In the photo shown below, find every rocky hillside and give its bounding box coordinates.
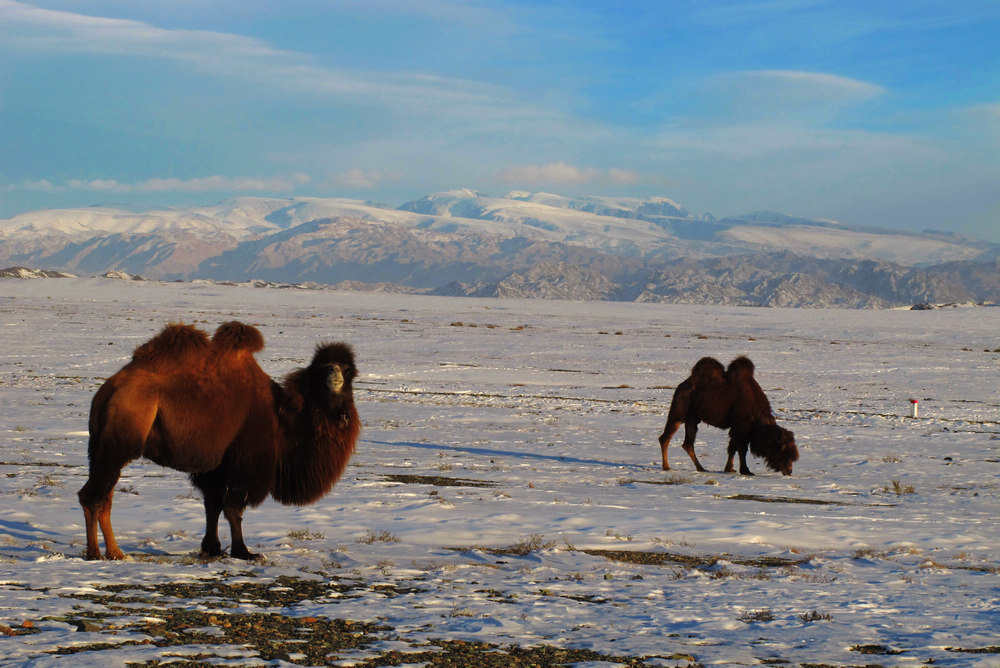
[1,191,997,308]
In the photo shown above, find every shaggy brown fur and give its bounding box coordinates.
[657,356,798,476]
[78,322,361,561]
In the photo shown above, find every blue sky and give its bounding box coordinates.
[1,0,998,241]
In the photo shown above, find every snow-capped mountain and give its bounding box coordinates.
[1,190,997,307]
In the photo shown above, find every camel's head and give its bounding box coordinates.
[309,342,357,402]
[750,424,799,476]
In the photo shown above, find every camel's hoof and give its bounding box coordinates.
[228,542,263,562]
[200,540,223,558]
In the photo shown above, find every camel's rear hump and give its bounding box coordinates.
[212,321,265,352]
[725,356,756,381]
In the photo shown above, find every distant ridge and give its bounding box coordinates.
[1,191,997,307]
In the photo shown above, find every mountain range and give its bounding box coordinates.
[1,190,997,308]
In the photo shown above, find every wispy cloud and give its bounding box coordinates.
[696,70,885,125]
[497,162,639,186]
[718,70,885,102]
[958,102,1000,141]
[329,169,400,190]
[0,0,524,119]
[13,174,310,194]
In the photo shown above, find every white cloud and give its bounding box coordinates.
[695,70,885,125]
[958,102,1000,141]
[497,161,637,186]
[10,179,56,192]
[136,174,310,193]
[607,168,640,185]
[0,0,521,119]
[23,174,310,193]
[330,169,399,190]
[728,70,884,101]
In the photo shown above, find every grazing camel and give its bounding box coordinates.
[657,356,798,475]
[78,321,360,560]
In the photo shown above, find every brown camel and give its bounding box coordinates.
[78,321,361,560]
[657,356,798,476]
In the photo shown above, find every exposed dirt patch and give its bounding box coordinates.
[448,542,807,570]
[85,574,360,607]
[40,576,664,666]
[580,548,807,569]
[724,493,850,506]
[381,474,498,488]
[0,460,79,468]
[850,643,904,655]
[346,640,665,667]
[947,645,1000,654]
[72,574,425,607]
[58,609,383,663]
[621,477,702,486]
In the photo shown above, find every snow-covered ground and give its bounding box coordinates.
[1,278,998,666]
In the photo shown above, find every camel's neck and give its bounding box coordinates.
[271,381,360,506]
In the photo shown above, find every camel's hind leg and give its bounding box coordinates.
[659,394,691,471]
[680,421,707,472]
[81,388,156,560]
[657,419,682,470]
[78,466,125,560]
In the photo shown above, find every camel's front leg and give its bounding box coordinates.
[191,471,226,557]
[727,433,753,475]
[223,504,257,561]
[200,497,224,557]
[681,421,707,472]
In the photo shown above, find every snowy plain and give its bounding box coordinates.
[1,278,998,667]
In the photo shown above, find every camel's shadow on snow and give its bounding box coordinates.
[367,439,649,471]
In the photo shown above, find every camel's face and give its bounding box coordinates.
[310,342,357,402]
[325,364,346,393]
[754,424,799,476]
[773,428,799,476]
